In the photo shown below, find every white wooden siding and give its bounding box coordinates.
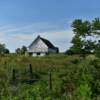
[28,39,48,53]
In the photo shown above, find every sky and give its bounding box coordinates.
[0,0,100,52]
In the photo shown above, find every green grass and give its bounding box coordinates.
[0,54,99,99]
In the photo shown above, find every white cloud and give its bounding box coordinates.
[0,23,64,33]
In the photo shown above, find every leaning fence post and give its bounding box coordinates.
[4,61,7,66]
[29,64,33,78]
[12,69,16,84]
[48,72,52,90]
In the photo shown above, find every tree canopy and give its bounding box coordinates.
[0,43,10,54]
[15,45,27,55]
[67,18,100,56]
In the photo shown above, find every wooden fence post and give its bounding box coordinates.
[29,64,33,78]
[48,72,52,90]
[12,69,16,84]
[4,61,7,66]
[4,61,7,68]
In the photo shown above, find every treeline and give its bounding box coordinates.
[0,44,9,54]
[66,18,100,57]
[15,46,27,55]
[0,44,27,55]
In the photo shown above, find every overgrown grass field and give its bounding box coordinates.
[0,54,100,100]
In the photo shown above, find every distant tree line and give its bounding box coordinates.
[66,18,100,57]
[0,44,28,55]
[15,45,27,55]
[0,43,9,54]
[0,44,27,55]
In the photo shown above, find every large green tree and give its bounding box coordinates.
[72,19,91,37]
[92,18,100,35]
[67,34,84,54]
[67,18,100,55]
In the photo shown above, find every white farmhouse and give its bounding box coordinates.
[28,35,59,56]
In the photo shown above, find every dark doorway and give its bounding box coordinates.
[37,52,40,56]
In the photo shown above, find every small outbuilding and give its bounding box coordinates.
[28,35,59,56]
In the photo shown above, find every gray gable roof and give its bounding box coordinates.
[40,37,56,49]
[29,35,58,49]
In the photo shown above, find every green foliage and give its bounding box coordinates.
[95,40,100,58]
[67,18,100,56]
[0,43,10,54]
[74,84,92,100]
[83,40,96,54]
[69,34,84,54]
[72,19,91,37]
[15,45,27,55]
[15,48,21,54]
[92,18,100,34]
[0,54,99,99]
